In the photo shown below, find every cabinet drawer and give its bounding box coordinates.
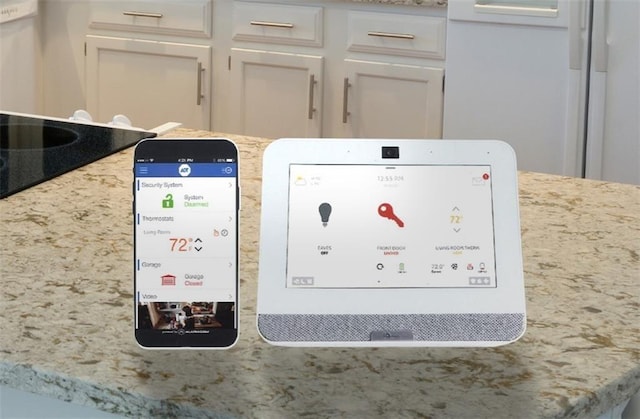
[347,11,446,59]
[233,2,323,47]
[89,0,212,38]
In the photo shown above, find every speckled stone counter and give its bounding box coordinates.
[1,129,638,418]
[350,0,449,7]
[350,0,447,7]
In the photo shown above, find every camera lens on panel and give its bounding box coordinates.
[382,146,400,159]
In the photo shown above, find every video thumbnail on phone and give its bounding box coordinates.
[137,301,235,331]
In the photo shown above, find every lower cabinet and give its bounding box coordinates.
[228,48,323,138]
[85,35,211,130]
[82,5,445,138]
[227,50,443,139]
[339,59,444,139]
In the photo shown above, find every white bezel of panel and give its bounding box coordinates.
[257,139,526,346]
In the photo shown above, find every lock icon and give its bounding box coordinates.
[162,194,174,208]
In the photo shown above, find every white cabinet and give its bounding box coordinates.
[345,10,446,60]
[85,35,211,130]
[229,48,323,138]
[336,11,445,139]
[225,4,446,139]
[84,0,212,130]
[231,1,323,47]
[227,2,324,138]
[340,59,443,138]
[89,0,212,38]
[45,0,447,136]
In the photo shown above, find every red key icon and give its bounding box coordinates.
[378,203,404,227]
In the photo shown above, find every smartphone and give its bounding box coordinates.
[133,139,239,349]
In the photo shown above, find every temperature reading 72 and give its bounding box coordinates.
[169,237,203,252]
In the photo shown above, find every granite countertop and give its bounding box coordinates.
[1,128,638,418]
[350,0,448,7]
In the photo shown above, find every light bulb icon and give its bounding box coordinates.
[319,202,332,227]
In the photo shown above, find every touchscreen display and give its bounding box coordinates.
[134,161,237,332]
[286,164,497,289]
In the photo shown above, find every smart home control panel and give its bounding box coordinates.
[257,139,526,347]
[286,164,496,289]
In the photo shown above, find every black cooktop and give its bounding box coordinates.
[0,113,157,198]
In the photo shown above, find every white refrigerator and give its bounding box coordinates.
[443,0,639,185]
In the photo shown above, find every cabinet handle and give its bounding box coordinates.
[196,62,205,106]
[308,74,317,120]
[250,20,294,29]
[342,77,351,124]
[123,11,163,19]
[367,31,415,40]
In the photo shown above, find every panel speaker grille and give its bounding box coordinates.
[258,313,525,342]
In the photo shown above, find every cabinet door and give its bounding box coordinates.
[85,35,211,130]
[340,59,444,139]
[229,48,323,138]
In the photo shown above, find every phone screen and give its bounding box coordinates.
[133,139,238,348]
